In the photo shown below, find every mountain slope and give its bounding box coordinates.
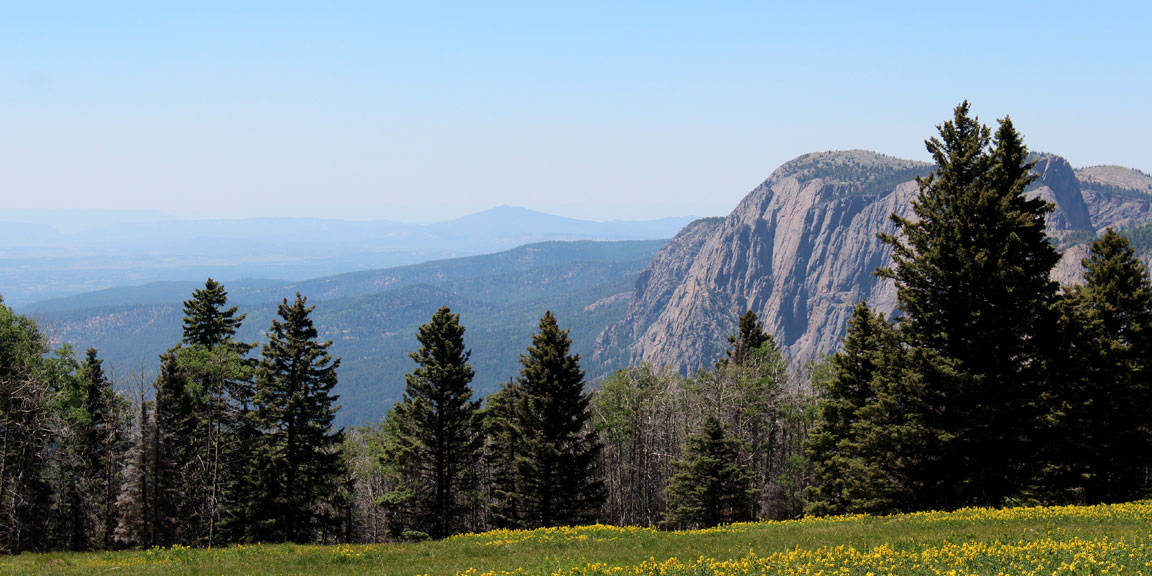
[595,150,1152,373]
[31,240,665,426]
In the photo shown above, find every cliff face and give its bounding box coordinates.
[592,217,724,366]
[1075,166,1152,231]
[597,150,1151,373]
[1031,154,1092,233]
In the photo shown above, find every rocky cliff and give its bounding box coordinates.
[596,150,1152,373]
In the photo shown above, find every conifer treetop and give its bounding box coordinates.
[182,278,245,349]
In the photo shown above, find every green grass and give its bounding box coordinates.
[6,502,1152,575]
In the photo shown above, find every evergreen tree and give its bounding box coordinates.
[663,417,754,528]
[176,279,256,545]
[152,351,195,545]
[0,298,60,552]
[876,102,1059,509]
[696,322,794,518]
[182,278,245,349]
[217,387,262,543]
[805,302,895,515]
[842,346,954,514]
[383,307,482,539]
[722,310,774,367]
[513,311,605,528]
[482,379,524,529]
[1056,229,1152,502]
[252,293,344,543]
[79,348,125,549]
[48,350,90,551]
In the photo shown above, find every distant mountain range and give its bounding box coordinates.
[0,206,695,307]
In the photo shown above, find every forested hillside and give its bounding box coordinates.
[26,240,665,425]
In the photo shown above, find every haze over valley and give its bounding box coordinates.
[0,206,693,306]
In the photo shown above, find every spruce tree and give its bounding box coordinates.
[384,307,482,539]
[79,348,124,549]
[877,102,1059,509]
[252,293,344,543]
[663,417,754,528]
[482,379,524,529]
[151,351,195,545]
[177,279,255,545]
[0,297,57,552]
[1058,229,1152,502]
[806,302,895,515]
[723,310,774,367]
[182,278,245,349]
[513,311,605,528]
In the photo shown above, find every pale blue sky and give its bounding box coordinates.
[3,1,1149,221]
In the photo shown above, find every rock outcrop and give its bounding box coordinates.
[596,150,1151,373]
[592,217,724,367]
[1076,166,1152,232]
[1031,154,1092,233]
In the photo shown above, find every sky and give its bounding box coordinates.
[3,1,1149,222]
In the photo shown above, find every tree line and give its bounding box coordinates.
[3,101,1151,551]
[0,284,343,552]
[347,306,810,541]
[0,275,808,550]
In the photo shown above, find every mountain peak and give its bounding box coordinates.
[1076,166,1152,194]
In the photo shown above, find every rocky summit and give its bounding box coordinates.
[594,150,1152,374]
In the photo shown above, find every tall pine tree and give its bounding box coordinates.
[482,379,524,529]
[182,278,245,349]
[177,279,255,545]
[1056,229,1152,502]
[513,311,604,528]
[876,102,1059,509]
[79,348,125,549]
[151,351,195,545]
[721,310,774,367]
[663,417,754,529]
[252,293,344,543]
[805,302,896,515]
[384,307,482,539]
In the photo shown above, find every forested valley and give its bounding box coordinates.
[3,103,1152,553]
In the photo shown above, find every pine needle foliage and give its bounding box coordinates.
[805,302,896,516]
[663,417,754,528]
[876,101,1060,509]
[385,307,482,539]
[181,278,246,350]
[513,311,605,528]
[1054,229,1152,502]
[252,293,344,543]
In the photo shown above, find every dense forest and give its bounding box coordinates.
[2,102,1151,552]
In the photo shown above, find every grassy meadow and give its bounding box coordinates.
[6,502,1152,575]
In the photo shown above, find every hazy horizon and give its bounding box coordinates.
[4,2,1150,222]
[0,204,702,234]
